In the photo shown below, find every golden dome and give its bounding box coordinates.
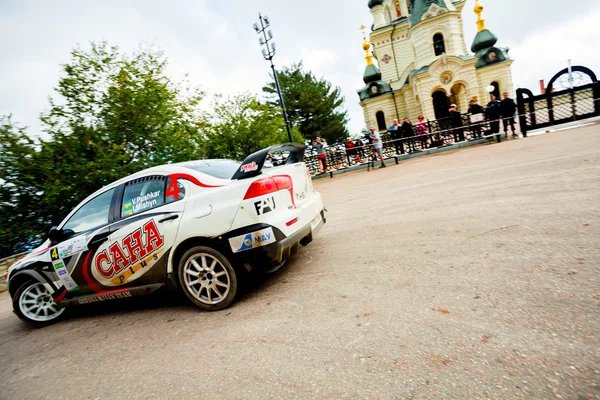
[362,37,371,51]
[474,0,486,32]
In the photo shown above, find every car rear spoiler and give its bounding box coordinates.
[231,143,305,180]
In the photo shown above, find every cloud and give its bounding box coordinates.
[0,0,599,140]
[509,7,600,92]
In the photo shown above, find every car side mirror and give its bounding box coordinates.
[48,227,74,244]
[48,227,62,244]
[62,229,75,241]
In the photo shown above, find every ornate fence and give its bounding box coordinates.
[517,66,600,135]
[305,114,501,176]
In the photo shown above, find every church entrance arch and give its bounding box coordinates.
[432,90,450,119]
[450,83,467,112]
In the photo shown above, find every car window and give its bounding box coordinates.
[180,160,240,179]
[63,188,115,234]
[165,177,186,204]
[121,176,166,217]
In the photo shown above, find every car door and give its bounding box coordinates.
[88,175,187,290]
[52,187,119,296]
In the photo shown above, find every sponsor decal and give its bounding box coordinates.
[295,192,306,202]
[50,248,80,292]
[254,197,276,215]
[123,191,160,215]
[78,290,132,305]
[93,219,164,286]
[57,235,88,259]
[240,162,258,173]
[229,227,276,253]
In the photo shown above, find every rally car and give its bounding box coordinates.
[7,144,325,327]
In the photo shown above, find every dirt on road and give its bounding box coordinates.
[0,126,599,399]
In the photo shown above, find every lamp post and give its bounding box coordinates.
[253,13,293,143]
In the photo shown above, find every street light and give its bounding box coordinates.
[253,13,293,143]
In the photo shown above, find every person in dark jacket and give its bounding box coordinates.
[448,104,465,142]
[500,92,518,137]
[486,95,502,135]
[402,118,416,152]
[468,99,485,138]
[387,119,404,155]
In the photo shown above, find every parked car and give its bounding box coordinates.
[7,144,326,327]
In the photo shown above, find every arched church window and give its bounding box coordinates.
[376,111,387,131]
[433,33,446,56]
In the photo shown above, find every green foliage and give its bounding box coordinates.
[263,62,349,144]
[0,117,41,255]
[0,42,208,257]
[205,93,303,161]
[0,42,312,257]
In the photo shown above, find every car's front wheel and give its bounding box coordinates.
[13,280,66,327]
[178,246,238,311]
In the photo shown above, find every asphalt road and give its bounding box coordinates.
[1,126,599,399]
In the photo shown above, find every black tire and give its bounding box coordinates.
[177,246,238,311]
[12,280,67,328]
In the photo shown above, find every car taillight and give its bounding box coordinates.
[243,178,278,199]
[243,175,295,207]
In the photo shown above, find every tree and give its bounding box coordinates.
[205,93,303,161]
[263,62,349,144]
[0,116,42,257]
[0,42,208,257]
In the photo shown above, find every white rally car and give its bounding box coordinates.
[7,144,325,327]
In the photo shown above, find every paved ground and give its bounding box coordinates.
[1,125,599,399]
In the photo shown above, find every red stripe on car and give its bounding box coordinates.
[167,173,223,188]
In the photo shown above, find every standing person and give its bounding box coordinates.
[314,137,328,173]
[448,104,465,142]
[468,99,485,138]
[387,119,404,155]
[486,95,502,136]
[402,118,415,152]
[500,92,518,138]
[345,137,359,164]
[415,115,428,148]
[369,127,386,169]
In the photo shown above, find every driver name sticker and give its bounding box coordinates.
[123,191,161,215]
[57,235,88,259]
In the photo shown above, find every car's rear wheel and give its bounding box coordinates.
[13,280,66,327]
[178,246,238,311]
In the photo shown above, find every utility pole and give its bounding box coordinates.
[253,13,294,143]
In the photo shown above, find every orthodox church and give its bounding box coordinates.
[357,0,514,131]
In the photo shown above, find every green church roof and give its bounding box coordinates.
[368,0,384,8]
[409,0,447,26]
[363,64,381,83]
[471,29,498,53]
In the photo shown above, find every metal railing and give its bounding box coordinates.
[305,114,504,176]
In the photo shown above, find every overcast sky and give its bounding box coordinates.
[1,0,600,138]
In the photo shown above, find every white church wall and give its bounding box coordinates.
[475,61,515,102]
[361,95,398,131]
